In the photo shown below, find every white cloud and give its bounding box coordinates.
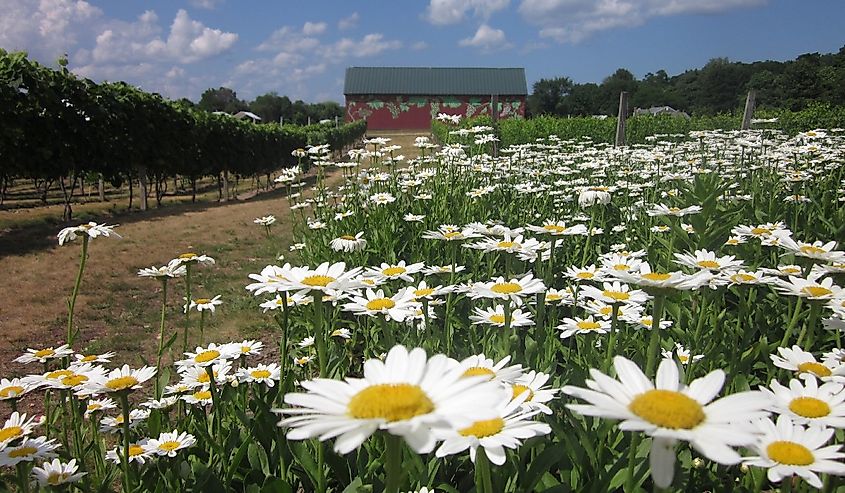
[302,21,327,36]
[188,0,224,9]
[411,41,429,50]
[326,33,402,60]
[459,24,508,50]
[519,0,767,43]
[338,12,359,30]
[425,0,510,25]
[0,0,102,61]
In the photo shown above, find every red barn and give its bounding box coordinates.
[344,67,527,130]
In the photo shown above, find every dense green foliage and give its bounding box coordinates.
[432,104,845,147]
[528,46,845,116]
[0,50,365,216]
[197,87,344,125]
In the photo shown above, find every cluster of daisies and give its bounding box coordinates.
[277,345,554,466]
[565,345,845,489]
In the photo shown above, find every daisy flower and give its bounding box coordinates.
[84,398,117,418]
[57,222,119,246]
[78,365,157,396]
[330,233,367,253]
[423,264,466,275]
[599,254,644,275]
[141,397,179,410]
[137,263,186,279]
[742,415,845,488]
[245,264,291,296]
[367,261,426,283]
[563,356,771,488]
[298,337,315,348]
[31,458,86,487]
[558,316,611,338]
[469,273,546,306]
[342,288,418,322]
[775,276,843,301]
[763,376,845,428]
[254,215,276,226]
[276,345,504,454]
[674,249,744,272]
[661,343,703,365]
[370,192,396,205]
[106,441,154,465]
[410,280,454,301]
[178,362,231,389]
[185,295,223,313]
[99,409,150,433]
[14,344,73,364]
[584,300,643,321]
[238,364,282,387]
[623,314,674,331]
[0,378,36,401]
[609,264,711,291]
[776,237,845,263]
[434,390,551,465]
[564,265,605,283]
[176,343,237,369]
[526,221,588,236]
[772,346,845,382]
[469,305,534,328]
[543,287,575,306]
[147,430,197,457]
[182,389,213,406]
[457,354,524,383]
[0,412,38,447]
[511,371,559,415]
[331,327,352,339]
[421,227,481,242]
[224,340,264,358]
[0,436,59,467]
[725,270,777,286]
[646,204,702,217]
[403,213,425,223]
[580,281,649,305]
[73,351,116,365]
[282,262,364,297]
[293,355,313,367]
[171,252,215,267]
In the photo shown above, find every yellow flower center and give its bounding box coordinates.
[301,275,336,287]
[382,266,407,277]
[0,386,25,399]
[129,444,146,456]
[414,288,435,298]
[731,273,756,283]
[241,346,252,353]
[497,241,519,249]
[8,446,37,458]
[642,272,672,281]
[613,264,629,271]
[599,306,613,316]
[443,232,462,239]
[34,349,55,359]
[347,384,434,422]
[576,320,602,330]
[491,282,522,294]
[800,245,827,255]
[590,186,609,191]
[340,235,357,241]
[789,397,831,418]
[195,298,211,305]
[0,426,23,442]
[751,227,771,236]
[766,441,814,466]
[251,370,272,379]
[696,260,721,269]
[512,384,534,401]
[459,418,506,438]
[87,404,102,412]
[803,286,833,298]
[158,441,183,452]
[488,314,506,324]
[366,298,396,311]
[179,253,197,259]
[669,207,681,213]
[543,225,567,233]
[462,367,495,379]
[192,390,212,400]
[80,355,98,362]
[105,376,139,391]
[628,390,705,429]
[602,290,629,301]
[61,375,88,387]
[197,373,211,383]
[47,472,70,485]
[194,350,220,363]
[114,415,125,424]
[678,355,689,363]
[576,271,595,279]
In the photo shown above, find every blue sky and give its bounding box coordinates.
[1,0,843,103]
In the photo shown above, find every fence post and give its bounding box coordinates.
[741,90,756,130]
[491,94,499,157]
[138,165,148,211]
[615,91,628,147]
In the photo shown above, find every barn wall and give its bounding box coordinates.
[345,95,526,130]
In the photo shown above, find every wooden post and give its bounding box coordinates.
[222,170,230,202]
[741,90,756,130]
[491,94,499,157]
[615,91,628,147]
[138,165,148,211]
[98,175,105,201]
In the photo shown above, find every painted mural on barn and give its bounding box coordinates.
[345,95,526,130]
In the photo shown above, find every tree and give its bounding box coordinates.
[249,92,292,124]
[528,77,574,116]
[197,87,247,113]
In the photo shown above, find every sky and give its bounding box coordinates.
[1,0,843,103]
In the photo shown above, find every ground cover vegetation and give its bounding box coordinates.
[2,113,845,493]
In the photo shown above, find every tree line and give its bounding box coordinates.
[0,50,365,220]
[188,87,343,125]
[528,45,845,117]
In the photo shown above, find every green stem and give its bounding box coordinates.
[313,296,328,378]
[118,394,132,492]
[155,279,168,399]
[199,310,206,346]
[384,434,403,493]
[183,264,193,354]
[605,304,620,373]
[67,236,89,346]
[475,447,494,493]
[645,295,667,375]
[780,298,804,348]
[380,316,395,349]
[798,302,822,351]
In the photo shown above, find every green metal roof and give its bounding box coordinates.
[344,67,527,96]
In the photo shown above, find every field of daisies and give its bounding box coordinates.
[3,122,845,492]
